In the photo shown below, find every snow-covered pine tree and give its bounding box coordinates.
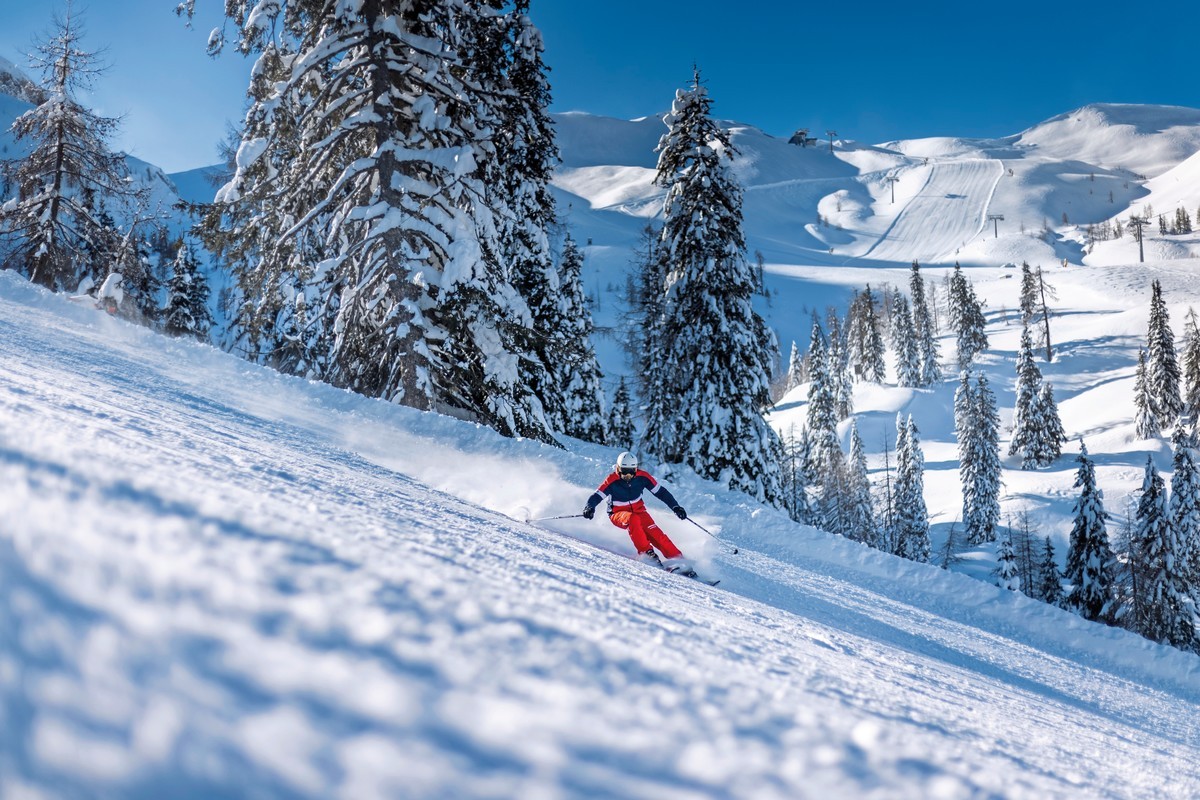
[826,308,853,420]
[1028,383,1066,467]
[607,377,635,449]
[1038,536,1065,607]
[816,443,849,538]
[649,68,781,503]
[848,285,887,383]
[1146,279,1184,430]
[805,319,840,479]
[1134,455,1196,648]
[778,425,813,524]
[891,289,920,387]
[1168,429,1200,615]
[626,223,669,455]
[996,532,1021,591]
[1010,324,1042,462]
[846,419,878,545]
[948,263,989,370]
[163,241,213,341]
[1019,262,1038,324]
[1065,442,1115,622]
[1133,348,1161,439]
[785,340,806,393]
[193,0,555,443]
[893,413,930,562]
[1181,307,1200,424]
[910,260,941,386]
[777,424,816,525]
[0,7,149,291]
[482,4,604,440]
[552,233,607,443]
[958,373,1001,545]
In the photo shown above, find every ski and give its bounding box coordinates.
[667,566,720,586]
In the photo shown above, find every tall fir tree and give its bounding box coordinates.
[162,241,213,341]
[778,425,814,524]
[1028,383,1066,467]
[484,5,604,440]
[785,340,806,393]
[626,223,669,455]
[893,413,931,562]
[1146,279,1184,430]
[0,7,149,291]
[1133,348,1161,440]
[1181,306,1200,424]
[193,0,556,442]
[1168,429,1200,615]
[957,373,1001,545]
[1019,262,1038,325]
[891,289,920,387]
[1134,456,1196,648]
[1010,324,1042,459]
[805,320,841,482]
[997,532,1021,591]
[607,377,635,449]
[848,285,887,383]
[1065,442,1115,622]
[647,68,781,503]
[1038,536,1065,607]
[910,260,942,386]
[1011,324,1066,468]
[553,233,607,443]
[948,263,988,370]
[827,309,853,420]
[845,420,878,545]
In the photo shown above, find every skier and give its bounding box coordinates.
[582,452,694,575]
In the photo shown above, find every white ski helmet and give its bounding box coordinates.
[615,452,638,474]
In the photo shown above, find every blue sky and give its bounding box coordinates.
[2,1,1198,173]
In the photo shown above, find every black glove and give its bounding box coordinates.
[674,506,687,520]
[582,505,595,520]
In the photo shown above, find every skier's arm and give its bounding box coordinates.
[584,490,605,512]
[582,478,614,519]
[648,477,685,517]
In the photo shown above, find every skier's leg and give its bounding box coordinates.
[611,510,651,553]
[641,512,683,559]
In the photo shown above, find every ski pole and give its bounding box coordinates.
[687,517,738,555]
[526,513,587,523]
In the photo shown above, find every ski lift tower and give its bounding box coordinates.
[886,176,899,204]
[987,214,1005,238]
[1129,216,1150,263]
[826,130,837,153]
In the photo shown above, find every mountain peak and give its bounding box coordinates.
[0,54,44,105]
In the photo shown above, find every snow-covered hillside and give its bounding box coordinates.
[6,270,1200,799]
[549,102,1200,568]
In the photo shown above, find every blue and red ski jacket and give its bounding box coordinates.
[585,470,681,515]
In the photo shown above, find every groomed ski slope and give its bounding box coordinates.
[859,159,1004,263]
[4,271,1200,799]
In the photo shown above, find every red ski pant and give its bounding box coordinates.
[610,509,683,559]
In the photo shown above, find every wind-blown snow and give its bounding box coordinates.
[4,266,1200,798]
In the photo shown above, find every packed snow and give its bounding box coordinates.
[6,46,1200,795]
[5,255,1200,798]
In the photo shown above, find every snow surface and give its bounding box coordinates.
[5,267,1200,798]
[7,69,1200,796]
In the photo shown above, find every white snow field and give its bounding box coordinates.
[5,267,1200,799]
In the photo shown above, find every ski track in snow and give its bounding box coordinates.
[861,159,1005,263]
[4,273,1200,799]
